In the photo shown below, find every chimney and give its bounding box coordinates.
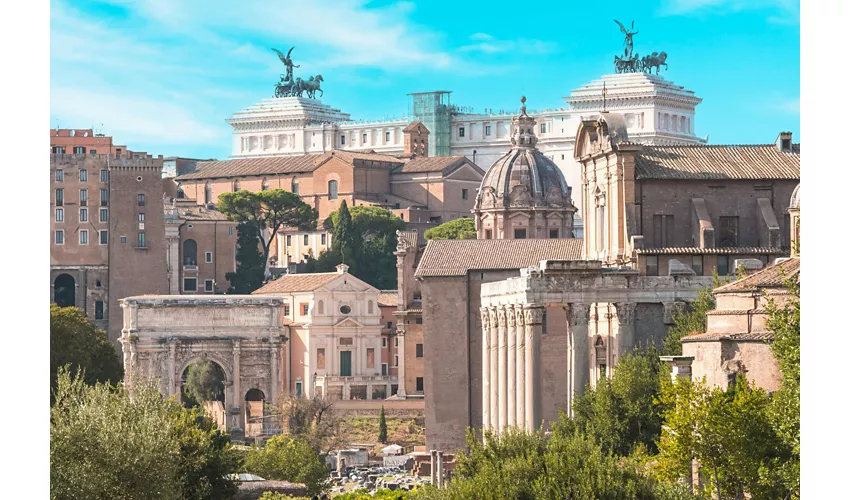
[775,131,793,152]
[336,263,349,274]
[403,121,430,157]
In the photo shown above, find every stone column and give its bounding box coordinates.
[506,305,517,428]
[436,450,444,487]
[567,303,591,417]
[430,450,437,485]
[524,305,544,430]
[168,341,178,397]
[488,308,499,432]
[514,307,526,430]
[397,324,407,397]
[480,308,491,430]
[232,340,243,431]
[614,303,636,362]
[269,340,280,404]
[497,305,508,432]
[165,231,180,295]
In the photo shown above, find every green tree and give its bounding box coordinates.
[424,218,476,240]
[764,277,800,498]
[183,359,226,407]
[378,406,388,444]
[656,375,790,500]
[662,274,726,356]
[567,347,665,456]
[329,199,358,270]
[242,435,329,495]
[226,222,266,293]
[51,369,239,500]
[217,189,318,272]
[50,304,123,397]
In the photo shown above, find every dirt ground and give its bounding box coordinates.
[344,415,426,452]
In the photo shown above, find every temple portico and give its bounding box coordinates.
[479,260,714,432]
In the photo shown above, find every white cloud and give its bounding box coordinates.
[458,34,557,55]
[661,0,800,23]
[772,98,800,114]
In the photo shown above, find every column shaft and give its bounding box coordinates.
[524,305,543,430]
[488,308,499,432]
[507,305,517,428]
[480,308,491,430]
[515,308,526,430]
[497,306,508,432]
[568,304,591,418]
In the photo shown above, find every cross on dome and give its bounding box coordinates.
[510,96,538,148]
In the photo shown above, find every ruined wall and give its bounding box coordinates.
[634,303,668,349]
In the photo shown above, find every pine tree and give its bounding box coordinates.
[226,222,265,294]
[378,406,388,444]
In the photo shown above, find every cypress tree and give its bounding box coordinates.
[226,222,265,293]
[331,200,356,267]
[378,405,388,444]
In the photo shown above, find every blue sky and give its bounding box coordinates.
[50,0,800,160]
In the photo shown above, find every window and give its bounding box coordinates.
[340,305,351,314]
[100,169,108,182]
[79,208,88,222]
[416,344,424,358]
[317,348,326,369]
[55,208,64,222]
[304,234,309,245]
[96,280,102,287]
[458,126,465,138]
[462,188,468,200]
[485,229,492,239]
[328,180,338,200]
[137,194,146,206]
[292,177,299,194]
[55,188,64,206]
[183,240,197,265]
[394,338,399,348]
[204,279,213,292]
[717,255,729,276]
[362,133,368,144]
[549,229,559,238]
[321,233,326,245]
[204,182,212,204]
[228,226,233,236]
[514,228,527,239]
[79,169,87,182]
[387,321,393,329]
[719,217,739,247]
[781,138,791,151]
[692,255,704,276]
[340,135,346,145]
[138,232,146,247]
[416,317,423,324]
[79,230,88,245]
[646,255,659,276]
[382,364,388,376]
[53,146,64,154]
[394,354,399,367]
[99,230,108,245]
[261,179,269,191]
[55,230,64,244]
[541,123,547,133]
[542,310,547,336]
[233,180,240,192]
[653,215,674,247]
[183,278,197,292]
[385,131,391,142]
[295,382,303,397]
[203,251,212,264]
[485,125,492,136]
[55,169,64,181]
[416,377,424,392]
[79,189,88,206]
[382,338,388,348]
[138,213,145,222]
[284,304,291,316]
[367,348,375,369]
[120,236,127,244]
[90,149,96,155]
[100,188,108,206]
[302,303,309,315]
[287,235,293,246]
[95,301,104,320]
[73,146,85,154]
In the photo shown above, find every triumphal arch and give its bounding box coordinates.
[120,295,287,436]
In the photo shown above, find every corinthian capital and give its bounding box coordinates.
[515,307,525,327]
[614,302,637,326]
[480,308,490,330]
[569,303,591,327]
[496,306,507,328]
[523,305,544,325]
[507,306,516,327]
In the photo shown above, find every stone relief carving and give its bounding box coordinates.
[487,308,498,327]
[569,303,591,326]
[507,307,516,327]
[524,306,544,325]
[496,307,507,328]
[509,185,531,207]
[480,187,497,209]
[515,307,525,327]
[480,308,490,330]
[614,302,637,325]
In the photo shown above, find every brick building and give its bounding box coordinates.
[50,128,136,157]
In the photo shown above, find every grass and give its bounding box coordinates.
[344,416,425,452]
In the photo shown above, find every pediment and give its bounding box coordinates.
[316,274,378,293]
[334,317,365,328]
[446,162,485,181]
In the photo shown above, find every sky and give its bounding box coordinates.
[49,0,800,160]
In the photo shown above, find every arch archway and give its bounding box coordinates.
[180,358,227,408]
[54,274,75,308]
[183,239,198,266]
[176,183,185,199]
[244,388,267,437]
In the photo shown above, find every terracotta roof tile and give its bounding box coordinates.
[682,331,774,342]
[329,150,405,165]
[252,272,340,294]
[714,258,800,293]
[176,155,330,180]
[634,144,800,180]
[415,239,584,277]
[378,290,398,307]
[635,247,786,255]
[393,156,482,174]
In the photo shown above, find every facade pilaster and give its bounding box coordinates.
[497,305,508,432]
[488,307,499,432]
[506,305,517,428]
[480,308,491,430]
[567,303,591,417]
[523,304,544,430]
[269,340,280,403]
[514,307,526,430]
[232,340,243,431]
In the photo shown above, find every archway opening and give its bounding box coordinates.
[54,274,75,308]
[244,388,267,437]
[181,359,226,408]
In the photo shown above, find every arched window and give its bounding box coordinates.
[176,183,184,199]
[261,178,270,191]
[53,274,75,308]
[328,180,338,200]
[233,179,240,192]
[291,177,299,194]
[368,300,374,314]
[183,239,198,266]
[318,300,324,314]
[204,182,212,204]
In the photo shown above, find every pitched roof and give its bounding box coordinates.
[252,272,340,294]
[713,257,800,293]
[378,290,398,307]
[414,239,584,277]
[682,331,774,342]
[392,156,481,174]
[180,208,231,221]
[634,144,800,180]
[176,155,329,180]
[329,150,405,165]
[635,247,786,255]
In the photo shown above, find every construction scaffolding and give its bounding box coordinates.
[407,91,452,157]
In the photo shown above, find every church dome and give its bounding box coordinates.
[476,97,574,210]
